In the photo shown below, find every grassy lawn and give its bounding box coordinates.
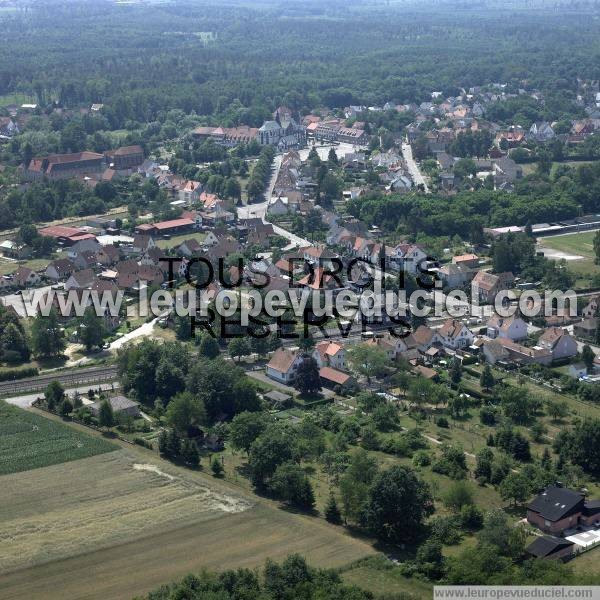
[571,546,600,575]
[0,92,35,106]
[0,401,116,475]
[156,231,207,250]
[0,256,52,276]
[342,561,433,599]
[538,231,599,286]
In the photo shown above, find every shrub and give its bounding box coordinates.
[412,450,432,467]
[436,416,449,428]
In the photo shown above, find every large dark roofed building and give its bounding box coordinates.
[25,151,105,180]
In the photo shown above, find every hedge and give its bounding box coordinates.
[0,366,39,382]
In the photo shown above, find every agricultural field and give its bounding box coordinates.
[0,401,116,475]
[0,444,376,600]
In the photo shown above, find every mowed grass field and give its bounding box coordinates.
[0,401,116,475]
[0,415,376,600]
[538,231,600,285]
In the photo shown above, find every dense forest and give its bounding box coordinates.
[1,0,600,129]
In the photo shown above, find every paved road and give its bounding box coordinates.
[402,141,429,193]
[1,285,55,318]
[236,152,310,250]
[237,154,282,221]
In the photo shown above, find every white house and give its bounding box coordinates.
[266,348,302,384]
[538,327,578,361]
[486,313,529,342]
[437,319,474,350]
[313,341,347,370]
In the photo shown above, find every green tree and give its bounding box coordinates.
[31,309,66,357]
[361,465,434,543]
[294,356,321,396]
[480,364,495,391]
[211,455,224,477]
[269,462,315,510]
[581,344,595,373]
[58,397,73,417]
[44,380,64,411]
[198,335,220,359]
[78,306,105,352]
[229,411,269,454]
[324,493,342,524]
[228,337,251,363]
[450,358,462,385]
[595,230,600,265]
[443,480,474,512]
[165,391,206,434]
[181,439,199,467]
[248,425,297,487]
[98,398,114,430]
[499,472,530,506]
[347,344,388,383]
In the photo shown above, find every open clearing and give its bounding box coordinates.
[0,446,375,599]
[0,401,116,475]
[537,231,595,261]
[537,231,599,285]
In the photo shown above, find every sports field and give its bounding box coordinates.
[538,231,599,284]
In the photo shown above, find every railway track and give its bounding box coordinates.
[0,365,119,396]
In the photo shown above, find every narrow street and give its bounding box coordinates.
[402,141,429,193]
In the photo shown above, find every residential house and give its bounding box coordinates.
[178,180,202,205]
[65,269,96,291]
[13,266,41,288]
[486,313,529,342]
[435,264,474,289]
[412,325,439,353]
[132,234,156,254]
[483,337,552,366]
[574,318,597,340]
[527,486,600,535]
[389,244,428,275]
[69,250,98,270]
[313,341,347,370]
[436,319,474,350]
[89,395,140,418]
[265,348,302,384]
[471,270,514,303]
[176,238,203,258]
[45,258,75,281]
[96,245,120,266]
[452,253,479,269]
[529,122,555,143]
[538,327,578,361]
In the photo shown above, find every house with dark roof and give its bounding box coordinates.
[527,486,600,535]
[526,536,574,561]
